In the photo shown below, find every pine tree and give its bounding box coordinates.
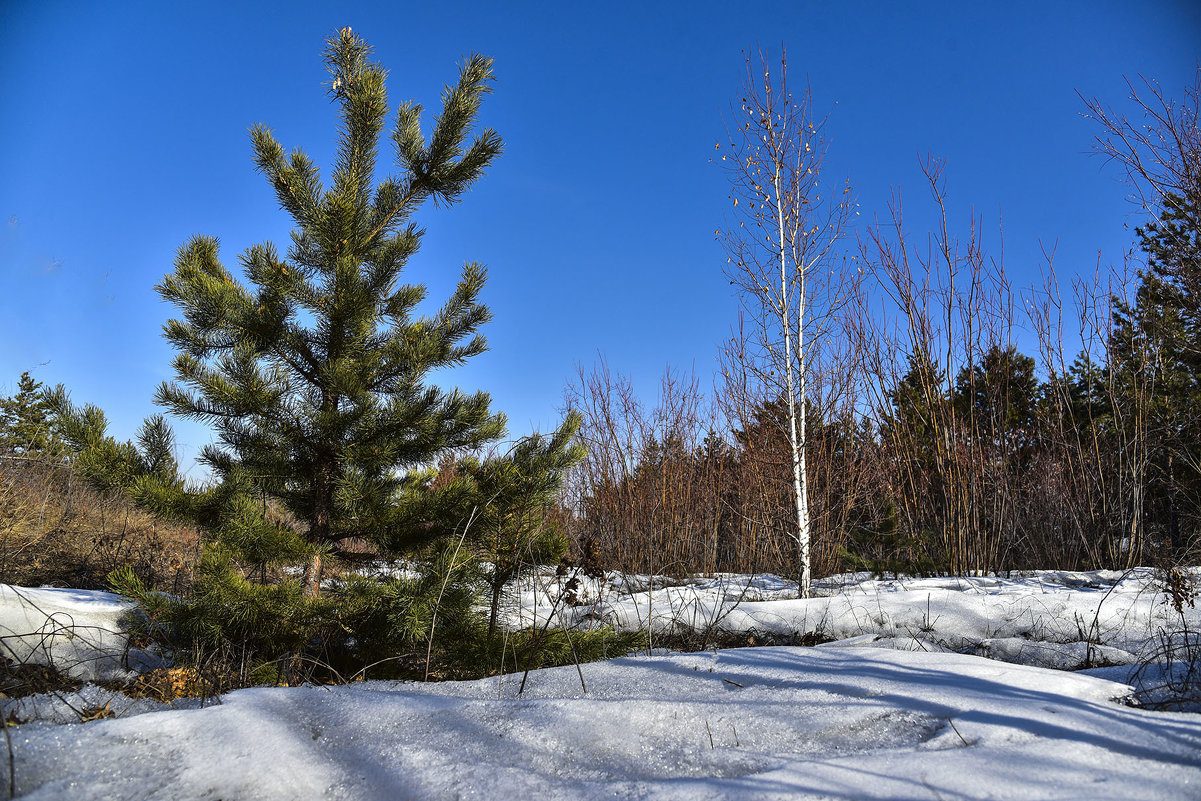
[43,30,592,682]
[459,414,584,637]
[952,345,1040,461]
[0,372,64,457]
[1108,190,1201,557]
[156,29,505,596]
[1062,355,1111,430]
[881,352,947,459]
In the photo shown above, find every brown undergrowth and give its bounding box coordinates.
[0,456,200,592]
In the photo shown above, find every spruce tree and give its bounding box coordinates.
[157,28,505,596]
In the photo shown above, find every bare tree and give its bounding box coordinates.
[1082,71,1201,219]
[718,49,853,596]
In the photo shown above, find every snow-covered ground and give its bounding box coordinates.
[0,569,1198,799]
[5,647,1201,800]
[507,568,1200,688]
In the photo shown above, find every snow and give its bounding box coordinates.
[506,568,1194,675]
[6,647,1200,800]
[1,569,1198,799]
[0,585,157,683]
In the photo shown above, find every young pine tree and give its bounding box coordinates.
[46,32,605,681]
[157,28,505,596]
[0,372,65,458]
[466,416,585,637]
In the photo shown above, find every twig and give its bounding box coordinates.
[562,628,588,694]
[518,563,589,696]
[2,719,13,799]
[947,717,970,747]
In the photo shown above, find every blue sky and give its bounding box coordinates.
[1,1,1198,475]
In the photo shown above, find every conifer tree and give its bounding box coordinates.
[44,391,180,497]
[40,32,608,681]
[0,372,64,457]
[952,345,1040,460]
[882,353,947,454]
[460,414,585,637]
[157,28,505,596]
[1109,191,1201,557]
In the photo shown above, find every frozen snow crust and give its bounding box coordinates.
[8,646,1201,800]
[2,568,1199,798]
[0,585,158,683]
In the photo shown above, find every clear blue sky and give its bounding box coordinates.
[1,1,1198,475]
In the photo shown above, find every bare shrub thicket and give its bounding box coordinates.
[563,356,881,580]
[563,361,735,577]
[1027,258,1153,569]
[565,72,1200,582]
[849,160,1087,574]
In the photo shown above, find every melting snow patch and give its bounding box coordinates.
[0,585,158,683]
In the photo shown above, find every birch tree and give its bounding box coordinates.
[718,49,853,596]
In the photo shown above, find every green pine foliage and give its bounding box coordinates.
[126,27,515,677]
[461,413,586,636]
[44,388,183,501]
[41,31,612,686]
[463,625,645,681]
[1061,355,1111,431]
[0,372,65,458]
[156,28,506,594]
[953,344,1040,457]
[880,352,950,459]
[838,496,947,579]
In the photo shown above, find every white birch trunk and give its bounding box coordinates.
[775,163,811,599]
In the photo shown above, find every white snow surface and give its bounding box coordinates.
[506,568,1196,672]
[0,585,156,683]
[7,647,1201,800]
[2,569,1199,799]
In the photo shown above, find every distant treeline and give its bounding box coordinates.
[565,94,1201,579]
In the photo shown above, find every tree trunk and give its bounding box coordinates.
[488,580,502,639]
[302,551,323,598]
[776,163,811,599]
[305,456,334,597]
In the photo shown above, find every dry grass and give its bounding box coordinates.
[125,667,209,702]
[0,658,81,700]
[0,456,200,592]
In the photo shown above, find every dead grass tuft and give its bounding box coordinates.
[125,667,208,702]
